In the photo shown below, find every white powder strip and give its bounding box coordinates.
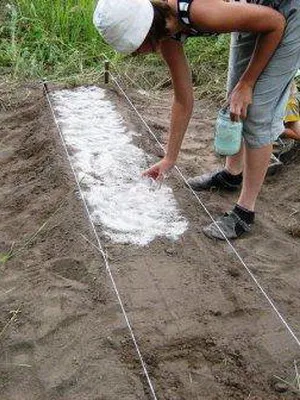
[51,87,187,246]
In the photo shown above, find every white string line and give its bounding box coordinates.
[42,82,159,400]
[108,72,300,349]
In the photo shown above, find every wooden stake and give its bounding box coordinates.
[104,61,110,84]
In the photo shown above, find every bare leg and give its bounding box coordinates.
[187,143,244,190]
[225,143,244,175]
[237,144,272,211]
[202,143,272,240]
[281,121,300,141]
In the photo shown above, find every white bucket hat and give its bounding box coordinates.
[93,0,154,54]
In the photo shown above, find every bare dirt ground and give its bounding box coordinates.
[1,82,300,400]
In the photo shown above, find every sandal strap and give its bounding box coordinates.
[214,171,242,190]
[227,211,251,233]
[187,169,242,191]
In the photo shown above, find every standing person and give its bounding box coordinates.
[93,0,300,240]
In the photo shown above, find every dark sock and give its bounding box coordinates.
[220,169,243,185]
[233,204,255,225]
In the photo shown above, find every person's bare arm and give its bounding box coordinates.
[143,39,194,179]
[190,0,286,119]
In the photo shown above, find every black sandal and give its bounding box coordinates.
[187,169,242,192]
[203,210,252,240]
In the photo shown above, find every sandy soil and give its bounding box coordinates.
[0,82,300,400]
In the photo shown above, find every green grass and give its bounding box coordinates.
[0,1,229,98]
[274,361,300,395]
[0,0,112,80]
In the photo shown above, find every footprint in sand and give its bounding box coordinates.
[49,258,89,283]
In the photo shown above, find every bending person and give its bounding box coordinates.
[93,0,300,240]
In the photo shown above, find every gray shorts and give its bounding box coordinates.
[227,0,300,148]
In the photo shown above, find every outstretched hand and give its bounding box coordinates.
[142,157,175,181]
